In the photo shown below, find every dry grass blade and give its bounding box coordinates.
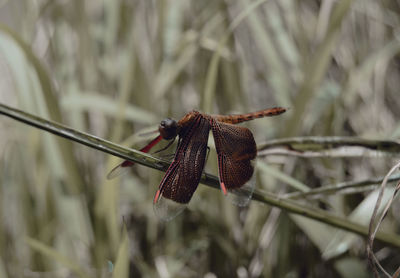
[283,0,355,137]
[367,161,400,278]
[25,237,91,278]
[112,226,129,278]
[203,0,268,113]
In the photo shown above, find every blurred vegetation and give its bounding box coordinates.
[0,0,400,277]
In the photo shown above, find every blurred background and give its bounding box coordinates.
[0,0,400,277]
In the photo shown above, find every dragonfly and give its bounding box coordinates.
[108,107,286,219]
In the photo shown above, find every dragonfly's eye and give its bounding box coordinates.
[159,118,178,140]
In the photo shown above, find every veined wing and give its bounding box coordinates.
[211,120,257,194]
[154,114,210,205]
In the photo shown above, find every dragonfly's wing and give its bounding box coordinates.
[106,135,163,180]
[225,170,256,207]
[154,115,210,206]
[211,120,257,195]
[106,160,135,180]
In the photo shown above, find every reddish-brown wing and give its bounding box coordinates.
[210,119,257,192]
[154,113,211,204]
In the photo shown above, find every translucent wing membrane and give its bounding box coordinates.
[153,113,210,220]
[153,194,187,221]
[211,120,257,196]
[226,167,256,207]
[106,160,135,180]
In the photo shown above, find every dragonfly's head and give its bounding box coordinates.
[159,118,178,140]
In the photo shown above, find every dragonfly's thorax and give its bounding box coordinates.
[159,118,178,140]
[176,111,202,131]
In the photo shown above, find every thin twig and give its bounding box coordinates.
[2,102,400,248]
[258,137,400,157]
[284,173,400,199]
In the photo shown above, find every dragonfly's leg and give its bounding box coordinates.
[209,118,228,195]
[217,154,228,195]
[200,147,211,175]
[154,137,176,154]
[158,153,175,161]
[205,146,210,163]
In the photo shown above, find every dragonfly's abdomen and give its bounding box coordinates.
[213,107,286,124]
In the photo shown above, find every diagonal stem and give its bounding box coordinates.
[1,102,400,248]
